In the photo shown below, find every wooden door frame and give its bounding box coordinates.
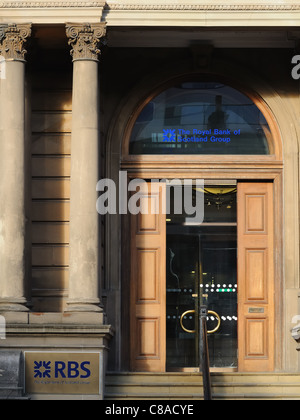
[104,69,292,372]
[123,169,283,372]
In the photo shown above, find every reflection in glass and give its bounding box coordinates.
[130,82,271,155]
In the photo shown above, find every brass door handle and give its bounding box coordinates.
[180,310,221,334]
[180,310,196,333]
[206,310,221,334]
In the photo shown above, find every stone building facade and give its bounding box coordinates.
[0,0,300,400]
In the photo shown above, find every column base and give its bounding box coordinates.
[64,298,103,314]
[0,298,29,313]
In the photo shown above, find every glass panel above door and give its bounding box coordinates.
[129,82,271,155]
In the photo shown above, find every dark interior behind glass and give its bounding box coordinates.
[166,185,237,369]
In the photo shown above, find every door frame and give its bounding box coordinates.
[125,170,282,372]
[105,70,291,372]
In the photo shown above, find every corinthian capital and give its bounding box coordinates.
[66,23,106,62]
[0,23,32,61]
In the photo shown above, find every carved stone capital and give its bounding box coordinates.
[66,22,106,62]
[0,23,31,61]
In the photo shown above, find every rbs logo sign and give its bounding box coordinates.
[34,360,91,379]
[55,361,90,378]
[25,352,101,395]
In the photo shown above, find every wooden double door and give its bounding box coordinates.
[130,181,274,372]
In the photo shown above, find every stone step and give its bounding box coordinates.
[105,372,300,400]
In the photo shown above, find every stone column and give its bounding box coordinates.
[65,23,106,313]
[0,24,31,312]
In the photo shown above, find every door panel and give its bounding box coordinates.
[245,249,268,301]
[130,183,166,372]
[238,182,274,372]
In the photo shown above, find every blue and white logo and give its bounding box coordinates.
[162,129,176,142]
[34,361,51,378]
[33,360,91,379]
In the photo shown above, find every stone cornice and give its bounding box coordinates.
[1,1,300,26]
[0,1,299,11]
[102,1,300,27]
[0,1,105,7]
[0,1,106,24]
[105,3,300,11]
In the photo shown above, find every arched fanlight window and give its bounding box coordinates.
[129,82,272,155]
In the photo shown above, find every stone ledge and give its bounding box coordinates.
[0,321,114,354]
[3,323,114,337]
[0,312,114,349]
[0,311,111,326]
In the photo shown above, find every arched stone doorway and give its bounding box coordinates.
[105,65,297,373]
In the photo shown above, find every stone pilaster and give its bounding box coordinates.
[0,23,31,312]
[65,23,106,313]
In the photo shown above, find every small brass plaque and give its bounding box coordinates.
[25,352,101,395]
[248,307,264,314]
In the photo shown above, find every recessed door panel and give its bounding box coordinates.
[246,318,268,357]
[245,248,268,301]
[136,249,159,303]
[245,195,267,233]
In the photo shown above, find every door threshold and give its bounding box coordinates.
[168,367,238,373]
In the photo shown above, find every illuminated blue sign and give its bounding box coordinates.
[162,128,242,144]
